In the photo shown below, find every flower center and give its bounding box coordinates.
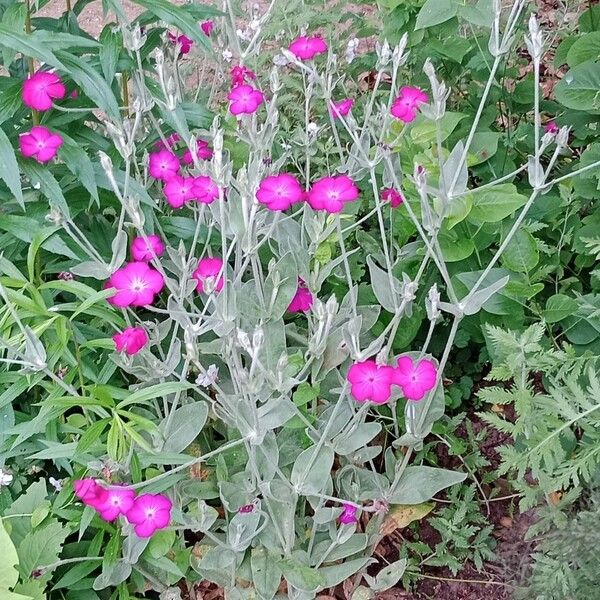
[130,277,147,292]
[145,508,156,519]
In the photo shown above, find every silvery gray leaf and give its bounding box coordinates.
[442,141,468,198]
[363,558,408,592]
[367,256,400,314]
[527,155,544,188]
[460,274,509,315]
[291,444,334,495]
[332,422,382,456]
[70,260,111,279]
[109,229,128,271]
[227,507,262,551]
[158,402,208,453]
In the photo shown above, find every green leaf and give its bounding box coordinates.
[409,112,466,146]
[99,27,121,84]
[459,0,494,27]
[438,230,474,262]
[158,402,208,453]
[1,3,27,68]
[0,519,19,590]
[566,32,600,67]
[0,25,62,68]
[501,230,539,273]
[18,159,69,216]
[544,294,579,324]
[58,135,99,204]
[279,558,325,592]
[117,382,194,410]
[17,521,68,583]
[555,60,600,111]
[27,227,59,283]
[388,466,466,504]
[0,128,23,209]
[580,6,600,32]
[0,80,24,124]
[290,445,334,495]
[468,184,528,223]
[467,131,500,166]
[251,548,281,600]
[415,0,457,29]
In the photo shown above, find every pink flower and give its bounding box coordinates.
[330,98,354,119]
[545,121,559,135]
[228,84,264,115]
[168,32,193,55]
[131,234,165,261]
[307,175,359,213]
[113,327,148,355]
[182,140,213,164]
[288,279,313,313]
[148,149,180,181]
[106,262,165,308]
[94,485,136,522]
[154,133,181,150]
[74,479,106,509]
[201,20,214,36]
[163,175,196,208]
[19,126,63,163]
[381,187,404,208]
[392,356,437,401]
[125,493,172,538]
[256,173,304,211]
[192,175,220,204]
[238,504,255,513]
[339,503,359,525]
[193,257,224,293]
[231,64,256,87]
[391,86,429,123]
[22,71,66,111]
[289,35,328,60]
[347,359,394,404]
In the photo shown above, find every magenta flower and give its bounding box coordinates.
[94,485,136,522]
[192,175,220,204]
[392,356,438,401]
[131,234,165,262]
[347,359,394,404]
[125,493,172,538]
[339,503,359,525]
[228,84,264,115]
[149,149,180,181]
[256,173,304,211]
[381,187,404,208]
[74,479,106,509]
[307,175,359,213]
[22,71,66,111]
[113,327,148,356]
[288,279,314,313]
[289,35,328,60]
[154,133,181,150]
[545,121,559,135]
[201,20,215,36]
[193,257,224,293]
[106,262,165,308]
[182,140,213,164]
[330,98,354,119]
[168,32,193,55]
[163,175,196,208]
[391,86,429,123]
[238,504,255,514]
[19,126,63,163]
[231,64,257,87]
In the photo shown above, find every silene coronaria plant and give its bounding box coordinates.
[0,0,597,598]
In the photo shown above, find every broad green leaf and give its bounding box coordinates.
[279,558,325,592]
[0,127,23,209]
[58,135,99,204]
[0,25,62,67]
[468,184,528,223]
[555,60,600,111]
[409,111,466,146]
[0,519,19,590]
[501,230,539,273]
[18,159,69,216]
[17,521,68,583]
[544,294,579,324]
[0,80,23,124]
[1,3,27,68]
[566,32,600,67]
[580,6,600,32]
[415,0,457,29]
[99,26,121,84]
[438,230,474,262]
[159,402,208,453]
[468,131,501,166]
[388,466,466,504]
[459,0,494,27]
[383,503,434,530]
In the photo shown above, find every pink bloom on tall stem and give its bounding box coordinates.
[256,173,304,211]
[339,503,359,525]
[193,257,224,293]
[148,149,180,181]
[125,493,172,538]
[330,98,354,119]
[113,327,148,355]
[307,175,359,213]
[106,262,165,308]
[228,84,264,115]
[154,133,181,150]
[22,71,66,111]
[288,279,313,313]
[182,140,213,164]
[391,86,429,123]
[289,35,328,60]
[392,356,438,401]
[201,20,214,36]
[19,126,63,163]
[168,32,193,55]
[74,479,106,509]
[131,234,165,261]
[230,64,256,87]
[347,359,394,404]
[545,121,559,135]
[94,485,136,522]
[192,175,220,204]
[381,188,404,208]
[163,175,196,208]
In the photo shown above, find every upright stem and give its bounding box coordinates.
[122,72,130,118]
[25,0,39,125]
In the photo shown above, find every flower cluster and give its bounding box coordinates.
[347,356,438,404]
[74,479,172,538]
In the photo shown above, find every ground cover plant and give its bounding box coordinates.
[1,0,600,598]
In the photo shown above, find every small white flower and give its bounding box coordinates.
[49,477,63,492]
[307,122,319,137]
[0,469,13,487]
[196,364,219,387]
[273,54,289,67]
[345,38,359,64]
[222,49,233,62]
